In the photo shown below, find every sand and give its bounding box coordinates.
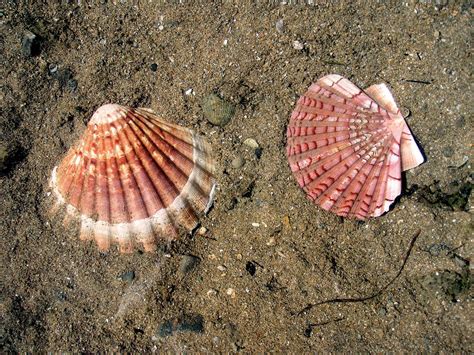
[1,1,472,352]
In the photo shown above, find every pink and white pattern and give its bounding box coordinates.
[287,74,424,220]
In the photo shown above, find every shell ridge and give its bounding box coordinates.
[315,141,387,211]
[136,109,194,146]
[294,129,386,181]
[124,114,190,203]
[89,123,113,250]
[308,130,387,211]
[60,129,92,215]
[118,116,182,247]
[317,132,384,210]
[119,114,169,217]
[304,90,378,116]
[347,143,391,219]
[130,113,195,181]
[111,117,160,251]
[122,112,200,240]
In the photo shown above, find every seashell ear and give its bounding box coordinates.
[365,84,425,171]
[50,104,216,253]
[287,74,424,220]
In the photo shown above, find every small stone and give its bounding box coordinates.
[245,261,256,276]
[150,63,158,72]
[434,30,441,41]
[231,156,245,169]
[293,40,304,50]
[282,215,291,229]
[243,138,259,149]
[179,255,200,274]
[197,226,208,235]
[378,307,387,316]
[67,79,78,92]
[21,30,41,57]
[251,222,260,227]
[207,289,218,297]
[276,19,284,33]
[235,253,243,260]
[226,288,236,298]
[202,94,235,127]
[158,314,204,337]
[184,88,194,96]
[442,146,454,158]
[0,144,9,172]
[266,237,276,246]
[217,265,227,272]
[48,64,58,74]
[119,271,135,282]
[455,116,465,128]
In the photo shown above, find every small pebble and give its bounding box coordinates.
[243,138,259,149]
[150,63,158,72]
[275,19,284,33]
[235,253,243,260]
[21,30,40,57]
[197,226,207,235]
[293,40,304,50]
[184,88,194,96]
[231,156,245,169]
[202,94,235,127]
[67,79,78,92]
[226,288,236,298]
[455,116,465,128]
[48,64,58,74]
[217,265,227,272]
[251,222,260,227]
[158,314,204,337]
[442,146,454,158]
[245,261,256,276]
[266,237,276,246]
[207,289,218,297]
[119,271,135,282]
[179,255,200,274]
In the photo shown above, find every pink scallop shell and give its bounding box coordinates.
[287,74,424,220]
[50,104,216,252]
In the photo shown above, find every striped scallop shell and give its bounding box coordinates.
[287,74,424,220]
[50,104,216,253]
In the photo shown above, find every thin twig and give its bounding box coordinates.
[297,230,421,316]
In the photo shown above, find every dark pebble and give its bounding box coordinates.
[120,271,135,282]
[158,314,204,337]
[67,79,78,92]
[21,30,41,57]
[150,63,158,72]
[442,146,454,158]
[179,255,200,274]
[56,291,67,301]
[245,261,256,276]
[455,116,466,128]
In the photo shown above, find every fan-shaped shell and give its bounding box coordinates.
[287,74,424,220]
[50,104,216,252]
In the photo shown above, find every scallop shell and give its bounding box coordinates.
[50,104,216,253]
[287,74,424,220]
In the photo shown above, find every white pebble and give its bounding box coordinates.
[293,40,304,50]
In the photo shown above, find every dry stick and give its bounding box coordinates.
[297,230,421,316]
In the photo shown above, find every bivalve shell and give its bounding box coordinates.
[50,104,216,252]
[287,74,424,220]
